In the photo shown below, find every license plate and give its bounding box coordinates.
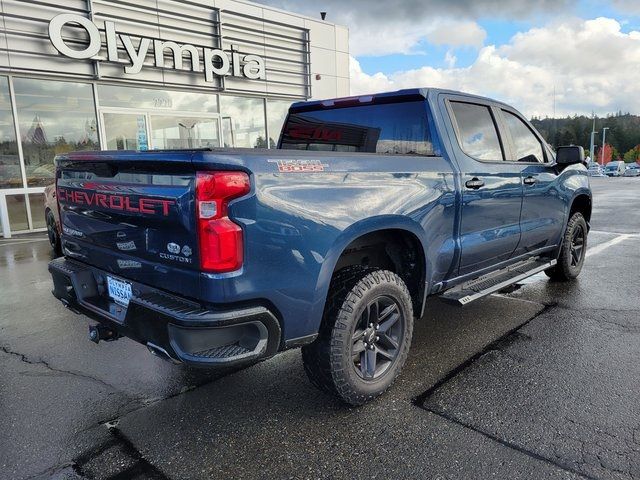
[107,276,132,307]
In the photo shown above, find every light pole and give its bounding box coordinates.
[601,127,610,165]
[589,115,597,165]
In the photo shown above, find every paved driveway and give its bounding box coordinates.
[0,177,638,480]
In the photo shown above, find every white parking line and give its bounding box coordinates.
[586,234,634,258]
[590,230,640,237]
[494,232,636,293]
[0,238,48,247]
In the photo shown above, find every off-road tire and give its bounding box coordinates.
[46,210,62,257]
[301,267,414,405]
[545,212,588,281]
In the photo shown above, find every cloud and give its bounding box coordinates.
[349,17,640,117]
[255,0,573,24]
[611,0,640,15]
[444,50,457,68]
[425,20,486,48]
[253,0,573,55]
[343,19,485,56]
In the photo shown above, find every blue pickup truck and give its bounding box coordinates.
[49,88,591,405]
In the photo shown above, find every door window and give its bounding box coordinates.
[150,116,220,149]
[219,95,266,148]
[450,102,503,161]
[502,110,544,163]
[103,113,148,151]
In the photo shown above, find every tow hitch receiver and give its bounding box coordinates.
[88,324,119,344]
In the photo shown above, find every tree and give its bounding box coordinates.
[611,146,621,161]
[623,145,640,163]
[597,143,613,164]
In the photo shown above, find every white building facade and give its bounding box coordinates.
[0,0,349,235]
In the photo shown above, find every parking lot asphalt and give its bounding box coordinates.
[1,177,638,480]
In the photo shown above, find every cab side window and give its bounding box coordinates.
[450,101,504,161]
[502,110,545,163]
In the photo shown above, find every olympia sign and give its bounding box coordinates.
[48,13,266,82]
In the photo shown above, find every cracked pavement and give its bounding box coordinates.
[1,177,639,479]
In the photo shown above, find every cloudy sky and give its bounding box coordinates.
[254,0,640,117]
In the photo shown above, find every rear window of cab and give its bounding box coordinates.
[279,101,434,155]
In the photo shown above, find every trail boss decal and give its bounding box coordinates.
[268,159,329,173]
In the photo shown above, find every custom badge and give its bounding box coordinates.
[268,159,329,173]
[160,242,193,264]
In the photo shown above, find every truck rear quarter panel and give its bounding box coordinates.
[192,150,458,342]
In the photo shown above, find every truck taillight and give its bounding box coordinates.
[196,171,250,273]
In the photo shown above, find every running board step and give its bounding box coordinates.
[440,258,556,306]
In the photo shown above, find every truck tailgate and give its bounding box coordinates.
[56,151,200,299]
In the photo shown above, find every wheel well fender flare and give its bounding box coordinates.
[310,215,429,329]
[568,190,593,225]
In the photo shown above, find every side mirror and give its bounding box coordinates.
[556,145,585,166]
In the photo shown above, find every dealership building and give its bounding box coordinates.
[0,0,349,236]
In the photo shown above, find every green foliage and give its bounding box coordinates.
[623,145,640,163]
[530,112,640,157]
[611,146,620,161]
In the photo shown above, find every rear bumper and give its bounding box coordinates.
[48,257,281,368]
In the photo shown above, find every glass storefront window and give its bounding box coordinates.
[267,99,293,148]
[13,78,98,187]
[103,113,148,150]
[98,85,219,113]
[28,193,46,229]
[219,95,266,148]
[150,116,220,149]
[0,77,21,189]
[7,194,28,232]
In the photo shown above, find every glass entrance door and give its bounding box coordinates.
[102,112,149,151]
[149,115,220,149]
[100,110,221,151]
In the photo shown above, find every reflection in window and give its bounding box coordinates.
[103,113,148,150]
[150,116,220,149]
[280,101,433,155]
[7,194,28,232]
[28,193,46,229]
[219,95,266,148]
[0,77,21,189]
[450,102,503,161]
[98,85,219,113]
[13,78,98,187]
[502,110,544,163]
[267,99,293,148]
[63,170,191,186]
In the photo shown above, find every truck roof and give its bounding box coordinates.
[291,88,513,111]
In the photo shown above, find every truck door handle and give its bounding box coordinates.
[523,176,537,185]
[465,178,485,189]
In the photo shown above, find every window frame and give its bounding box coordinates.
[497,107,549,164]
[446,99,508,163]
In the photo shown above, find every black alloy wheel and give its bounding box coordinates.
[351,295,404,381]
[569,223,585,267]
[545,211,588,281]
[302,267,414,405]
